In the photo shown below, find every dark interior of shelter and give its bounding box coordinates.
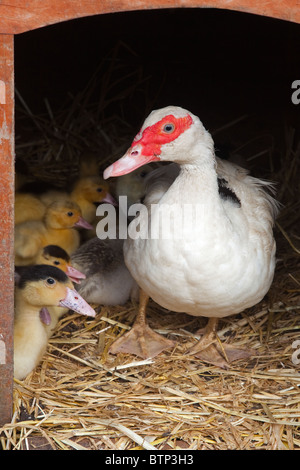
[14,8,299,193]
[15,8,300,163]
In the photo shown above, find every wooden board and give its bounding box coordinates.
[0,0,299,35]
[0,34,14,427]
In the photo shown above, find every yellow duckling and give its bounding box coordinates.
[15,200,93,266]
[15,193,46,225]
[41,176,117,225]
[14,264,96,380]
[70,176,117,224]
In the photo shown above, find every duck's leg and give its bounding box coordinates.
[187,317,253,368]
[109,289,175,359]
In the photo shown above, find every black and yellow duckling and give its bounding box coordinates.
[15,245,87,338]
[14,264,96,380]
[36,244,86,284]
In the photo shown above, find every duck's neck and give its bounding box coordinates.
[175,147,220,205]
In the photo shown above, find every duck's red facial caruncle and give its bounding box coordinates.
[103,114,193,179]
[132,114,193,156]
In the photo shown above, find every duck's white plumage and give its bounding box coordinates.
[104,106,279,364]
[123,107,278,317]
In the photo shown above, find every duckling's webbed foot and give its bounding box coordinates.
[109,289,175,359]
[187,317,254,368]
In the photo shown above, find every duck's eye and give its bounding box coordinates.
[96,187,103,193]
[46,277,55,285]
[67,211,74,217]
[54,260,60,266]
[163,123,175,134]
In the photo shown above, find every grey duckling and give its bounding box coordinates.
[71,237,138,305]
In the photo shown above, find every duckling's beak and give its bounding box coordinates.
[101,192,118,207]
[59,287,96,317]
[74,216,94,230]
[65,265,86,284]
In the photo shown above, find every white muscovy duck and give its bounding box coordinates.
[103,106,279,367]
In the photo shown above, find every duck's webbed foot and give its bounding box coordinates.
[187,317,254,368]
[109,321,175,359]
[109,289,175,359]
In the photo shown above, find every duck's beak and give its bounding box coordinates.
[74,216,94,230]
[65,265,86,284]
[103,146,159,179]
[59,287,96,317]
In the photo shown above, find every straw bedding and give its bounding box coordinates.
[1,45,299,450]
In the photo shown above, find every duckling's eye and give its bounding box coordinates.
[54,260,60,266]
[162,123,175,134]
[46,277,55,285]
[67,211,74,217]
[96,187,103,193]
